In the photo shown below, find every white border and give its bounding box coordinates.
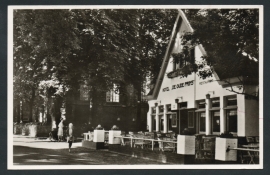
[8,5,263,170]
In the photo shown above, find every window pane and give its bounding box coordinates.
[106,84,119,102]
[152,107,156,114]
[200,112,206,132]
[227,97,237,106]
[152,115,156,130]
[212,111,220,132]
[171,113,177,127]
[188,112,194,128]
[159,106,164,113]
[227,110,237,132]
[198,101,206,109]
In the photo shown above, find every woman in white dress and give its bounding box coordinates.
[57,119,64,141]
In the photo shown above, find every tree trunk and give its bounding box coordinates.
[50,98,57,130]
[28,88,36,122]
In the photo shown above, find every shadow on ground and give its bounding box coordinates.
[14,146,169,165]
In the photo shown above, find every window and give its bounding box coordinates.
[173,48,195,71]
[211,98,220,108]
[160,117,164,131]
[179,102,187,109]
[152,116,156,131]
[167,114,172,131]
[106,84,119,102]
[152,107,156,114]
[227,96,237,106]
[80,84,89,101]
[159,106,164,113]
[171,113,177,127]
[188,111,194,128]
[212,111,220,133]
[227,110,237,133]
[199,112,206,132]
[198,101,206,109]
[224,96,237,134]
[152,107,156,131]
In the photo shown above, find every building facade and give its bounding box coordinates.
[146,10,259,137]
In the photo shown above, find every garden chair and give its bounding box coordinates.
[158,137,176,152]
[133,134,145,149]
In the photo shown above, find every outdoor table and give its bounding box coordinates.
[232,146,259,164]
[114,136,177,151]
[83,132,89,140]
[115,136,133,146]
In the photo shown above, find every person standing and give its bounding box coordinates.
[67,123,74,153]
[57,118,64,142]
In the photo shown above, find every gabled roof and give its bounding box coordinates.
[146,10,206,100]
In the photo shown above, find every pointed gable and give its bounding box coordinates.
[147,10,206,100]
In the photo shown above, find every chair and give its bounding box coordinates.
[195,134,204,159]
[104,132,109,145]
[200,137,215,160]
[133,133,145,148]
[158,137,176,152]
[246,136,255,144]
[143,135,154,149]
[255,136,259,143]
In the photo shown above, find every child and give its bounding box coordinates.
[67,123,74,153]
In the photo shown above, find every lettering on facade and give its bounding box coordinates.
[199,79,214,85]
[162,80,194,92]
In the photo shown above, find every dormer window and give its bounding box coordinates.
[172,48,195,71]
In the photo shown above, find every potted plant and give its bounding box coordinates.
[177,128,196,155]
[215,132,238,161]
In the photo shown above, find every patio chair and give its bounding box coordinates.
[200,137,215,160]
[246,136,255,144]
[158,137,176,152]
[255,136,259,143]
[133,134,146,149]
[143,135,154,149]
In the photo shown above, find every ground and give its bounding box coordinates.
[13,135,168,165]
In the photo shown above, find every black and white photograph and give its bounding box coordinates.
[7,5,263,169]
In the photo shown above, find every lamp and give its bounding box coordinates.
[117,117,121,121]
[132,118,136,122]
[206,94,210,99]
[175,99,179,103]
[155,102,158,107]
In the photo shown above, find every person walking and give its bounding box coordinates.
[57,118,64,142]
[67,123,74,153]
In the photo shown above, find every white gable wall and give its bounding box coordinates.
[147,13,259,137]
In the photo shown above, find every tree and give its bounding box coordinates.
[174,9,259,98]
[13,9,80,123]
[13,9,178,124]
